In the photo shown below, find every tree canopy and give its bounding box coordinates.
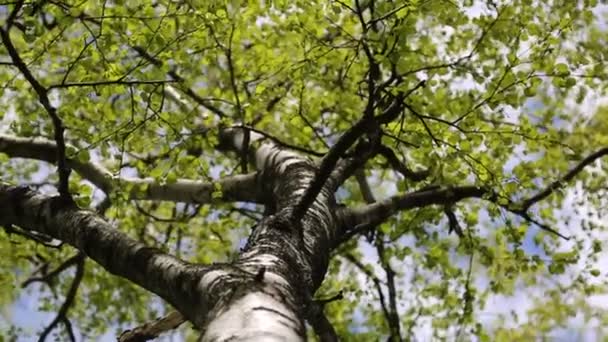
[0,0,607,340]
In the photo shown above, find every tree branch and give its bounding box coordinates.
[355,170,376,203]
[0,184,208,324]
[375,239,402,340]
[319,89,423,192]
[337,186,480,242]
[521,147,608,210]
[237,125,325,157]
[444,204,464,237]
[306,296,341,342]
[291,97,405,222]
[337,146,608,242]
[22,253,82,288]
[5,0,24,29]
[354,169,403,339]
[2,223,61,248]
[377,144,429,181]
[48,79,175,89]
[0,134,261,204]
[337,183,569,242]
[343,254,392,329]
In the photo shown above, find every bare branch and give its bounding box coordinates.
[354,168,403,339]
[368,3,410,25]
[0,134,112,191]
[456,252,475,340]
[355,170,376,203]
[2,224,61,248]
[61,317,76,342]
[5,0,24,29]
[336,181,571,243]
[444,204,464,238]
[237,125,325,157]
[290,117,370,221]
[375,239,402,340]
[376,81,425,124]
[337,145,608,243]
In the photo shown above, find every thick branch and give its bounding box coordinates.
[341,186,486,236]
[337,185,559,244]
[290,118,369,220]
[328,140,379,189]
[0,184,207,322]
[338,146,608,241]
[0,134,260,204]
[0,134,112,190]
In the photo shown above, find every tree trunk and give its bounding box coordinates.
[0,128,340,341]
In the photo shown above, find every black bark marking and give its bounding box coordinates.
[254,267,266,282]
[8,185,30,218]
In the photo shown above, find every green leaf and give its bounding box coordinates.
[554,63,570,76]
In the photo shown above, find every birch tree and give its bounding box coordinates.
[1,0,607,341]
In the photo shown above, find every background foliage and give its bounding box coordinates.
[0,0,607,340]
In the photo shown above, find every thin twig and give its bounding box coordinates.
[22,253,82,288]
[38,253,85,342]
[521,147,608,210]
[0,26,71,197]
[49,79,175,89]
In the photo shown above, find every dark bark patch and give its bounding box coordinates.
[48,195,76,216]
[7,185,30,218]
[254,267,266,282]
